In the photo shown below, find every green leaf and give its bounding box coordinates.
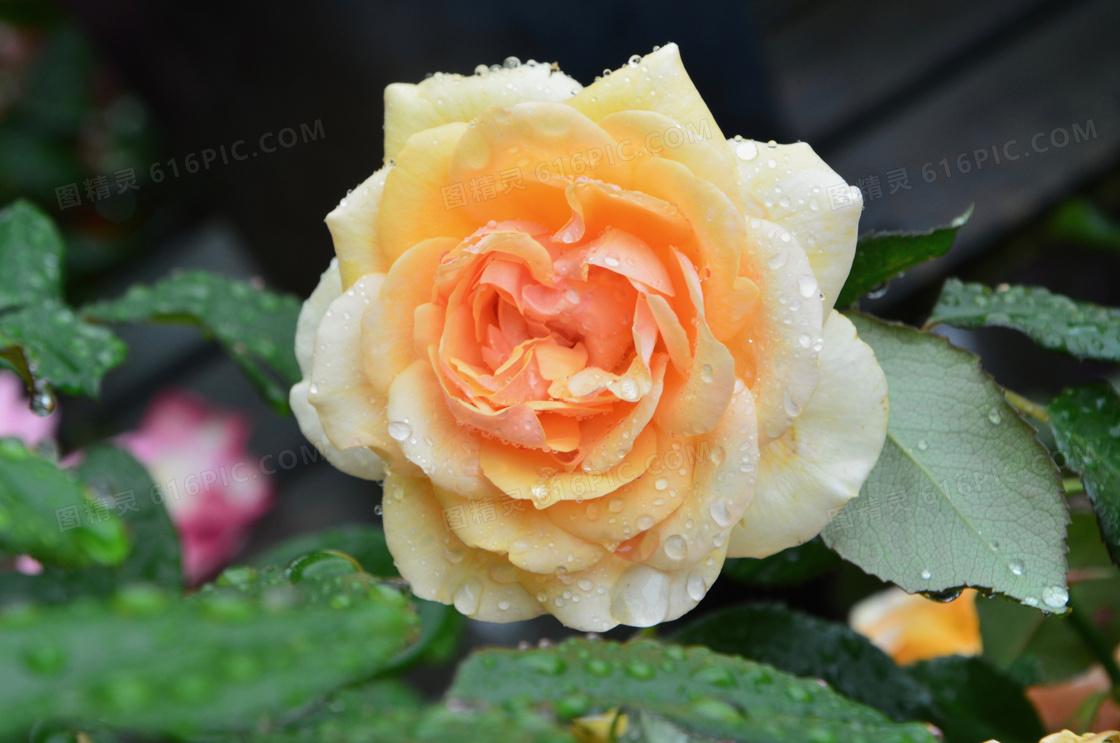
[1049,382,1120,566]
[0,299,126,400]
[0,444,181,608]
[929,280,1120,363]
[822,314,1069,610]
[906,656,1044,743]
[835,207,971,308]
[252,525,396,578]
[1048,197,1120,253]
[722,537,841,586]
[0,200,64,311]
[448,638,937,743]
[672,603,934,723]
[978,512,1120,683]
[252,525,462,670]
[0,561,420,739]
[231,681,577,743]
[0,437,129,568]
[82,271,302,413]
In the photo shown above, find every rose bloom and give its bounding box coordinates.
[117,391,273,585]
[292,45,888,630]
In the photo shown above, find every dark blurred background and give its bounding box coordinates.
[4,0,1119,660]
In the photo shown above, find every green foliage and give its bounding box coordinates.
[978,512,1120,683]
[0,437,129,568]
[673,603,933,723]
[0,559,420,739]
[929,280,1120,362]
[1048,197,1120,253]
[0,444,180,607]
[675,603,1043,743]
[823,314,1069,609]
[906,656,1044,743]
[253,524,396,578]
[83,271,303,413]
[1049,382,1120,565]
[448,638,937,743]
[0,200,64,311]
[252,525,462,669]
[721,538,841,586]
[835,206,971,307]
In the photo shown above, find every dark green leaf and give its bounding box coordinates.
[1049,382,1120,565]
[83,271,302,413]
[907,656,1044,743]
[721,537,841,586]
[1048,197,1120,253]
[929,280,1120,362]
[0,437,129,568]
[0,200,64,311]
[835,207,971,308]
[0,445,181,608]
[673,603,933,723]
[252,525,396,578]
[252,525,462,670]
[0,299,126,400]
[448,638,937,743]
[0,562,420,739]
[823,315,1069,609]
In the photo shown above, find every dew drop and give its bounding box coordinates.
[735,141,758,161]
[920,569,932,580]
[988,408,1003,425]
[603,251,621,268]
[498,599,511,611]
[797,274,819,299]
[664,534,687,561]
[1042,585,1068,609]
[917,439,928,451]
[388,421,412,441]
[636,514,654,531]
[453,580,481,615]
[1009,559,1024,576]
[686,572,706,601]
[608,498,624,513]
[709,498,733,528]
[700,363,714,383]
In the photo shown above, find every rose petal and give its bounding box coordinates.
[295,259,342,377]
[377,122,478,265]
[290,380,384,481]
[729,216,824,445]
[386,359,493,497]
[382,473,542,622]
[362,237,457,396]
[597,109,741,209]
[429,485,608,574]
[308,274,410,470]
[731,139,861,314]
[384,62,583,161]
[326,167,390,289]
[567,44,734,177]
[728,311,888,558]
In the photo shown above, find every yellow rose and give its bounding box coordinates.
[291,45,888,631]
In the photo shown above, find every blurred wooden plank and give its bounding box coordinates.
[824,0,1120,304]
[765,0,1046,141]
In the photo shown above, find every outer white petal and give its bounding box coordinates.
[728,311,888,559]
[731,216,824,445]
[291,260,385,480]
[325,167,390,288]
[384,62,583,161]
[290,379,384,481]
[295,259,342,378]
[730,139,861,314]
[382,473,542,623]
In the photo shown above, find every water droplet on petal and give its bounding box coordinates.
[388,421,412,441]
[686,572,706,601]
[735,141,758,161]
[453,581,481,615]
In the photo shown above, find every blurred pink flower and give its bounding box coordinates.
[117,391,273,585]
[0,371,58,446]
